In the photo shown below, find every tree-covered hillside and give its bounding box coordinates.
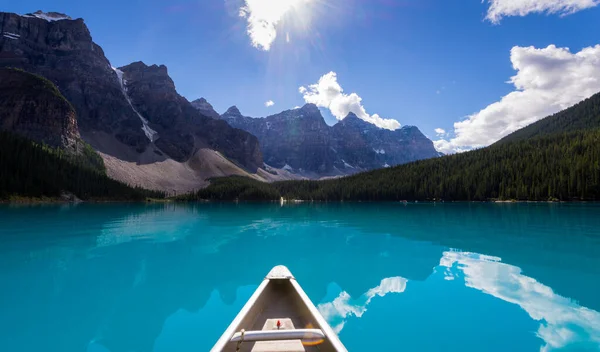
[188,91,600,202]
[0,131,164,201]
[498,91,600,143]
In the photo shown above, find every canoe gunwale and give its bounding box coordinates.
[289,279,347,351]
[211,266,348,352]
[211,279,270,351]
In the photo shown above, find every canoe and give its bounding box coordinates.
[212,266,348,352]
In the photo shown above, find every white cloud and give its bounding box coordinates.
[485,0,600,23]
[440,251,600,351]
[435,128,446,136]
[265,100,275,107]
[238,0,310,51]
[300,72,401,130]
[435,44,600,154]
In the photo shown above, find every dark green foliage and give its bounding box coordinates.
[0,131,164,201]
[79,140,107,173]
[185,176,281,201]
[191,90,600,202]
[6,67,74,110]
[276,129,600,201]
[498,91,600,143]
[192,129,600,202]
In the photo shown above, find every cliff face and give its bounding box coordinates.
[218,105,439,177]
[119,62,263,170]
[332,113,439,170]
[0,11,149,152]
[190,98,220,119]
[0,68,79,152]
[222,104,335,174]
[0,11,263,176]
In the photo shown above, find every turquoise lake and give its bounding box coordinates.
[0,203,599,351]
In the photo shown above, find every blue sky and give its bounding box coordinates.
[5,0,600,152]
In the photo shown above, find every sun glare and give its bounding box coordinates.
[239,0,313,51]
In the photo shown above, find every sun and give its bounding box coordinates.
[239,0,314,51]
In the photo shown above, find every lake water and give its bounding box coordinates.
[0,203,599,351]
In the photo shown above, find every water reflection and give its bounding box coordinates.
[0,203,598,351]
[441,251,600,351]
[318,277,408,333]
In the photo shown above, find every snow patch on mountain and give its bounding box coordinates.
[2,32,20,40]
[112,67,159,142]
[25,11,72,22]
[342,160,355,169]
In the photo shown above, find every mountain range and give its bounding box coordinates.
[215,104,438,177]
[192,89,600,201]
[0,10,439,193]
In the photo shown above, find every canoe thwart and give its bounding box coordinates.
[230,329,325,342]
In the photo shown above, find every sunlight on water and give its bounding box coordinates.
[0,203,599,351]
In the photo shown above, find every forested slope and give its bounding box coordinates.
[0,131,164,201]
[189,92,600,202]
[498,92,600,143]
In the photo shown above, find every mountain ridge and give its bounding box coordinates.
[191,89,600,201]
[212,103,439,177]
[0,10,281,192]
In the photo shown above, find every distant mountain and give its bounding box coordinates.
[221,104,337,176]
[332,112,440,170]
[190,98,220,119]
[195,91,600,202]
[117,62,263,169]
[214,103,439,177]
[0,10,273,192]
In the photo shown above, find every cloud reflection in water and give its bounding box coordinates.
[440,251,600,351]
[317,277,407,333]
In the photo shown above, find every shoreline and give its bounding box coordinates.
[0,197,173,205]
[1,196,597,205]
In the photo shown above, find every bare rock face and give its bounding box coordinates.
[0,11,149,152]
[0,11,263,173]
[222,104,336,174]
[190,98,220,119]
[217,104,439,177]
[119,62,263,170]
[0,68,80,152]
[332,112,439,171]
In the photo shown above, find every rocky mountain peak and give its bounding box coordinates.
[25,10,72,21]
[290,104,327,125]
[300,103,319,113]
[337,112,376,132]
[190,97,220,119]
[119,62,176,93]
[341,112,364,124]
[0,11,150,152]
[224,106,242,117]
